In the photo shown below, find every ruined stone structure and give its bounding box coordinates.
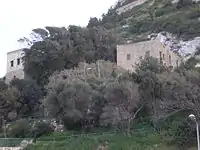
[117,40,182,72]
[5,49,25,83]
[116,0,149,14]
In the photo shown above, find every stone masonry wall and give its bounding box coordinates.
[5,49,25,83]
[117,40,182,72]
[5,69,25,84]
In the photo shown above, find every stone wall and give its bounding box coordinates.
[5,49,25,83]
[5,69,25,84]
[117,40,182,72]
[116,0,149,14]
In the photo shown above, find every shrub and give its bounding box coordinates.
[186,9,200,19]
[155,7,176,18]
[30,120,54,138]
[156,111,196,148]
[176,0,193,9]
[7,119,31,138]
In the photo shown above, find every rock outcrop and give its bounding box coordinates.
[149,32,200,58]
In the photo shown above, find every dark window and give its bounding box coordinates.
[169,66,173,70]
[127,54,131,60]
[176,60,178,67]
[87,68,93,74]
[145,51,150,57]
[163,54,165,59]
[10,60,14,67]
[169,55,171,64]
[159,51,162,63]
[159,51,162,59]
[17,58,20,65]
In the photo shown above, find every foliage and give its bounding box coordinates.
[6,119,54,138]
[13,1,200,147]
[100,80,140,134]
[176,0,194,9]
[0,81,20,121]
[87,17,101,28]
[44,61,137,131]
[10,79,42,116]
[45,61,126,129]
[30,120,54,138]
[156,111,196,148]
[135,56,166,73]
[26,128,179,150]
[7,119,31,138]
[22,26,117,87]
[44,79,98,130]
[128,3,200,40]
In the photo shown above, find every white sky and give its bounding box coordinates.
[0,0,117,77]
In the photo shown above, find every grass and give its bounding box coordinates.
[25,128,179,150]
[23,120,197,149]
[0,122,196,149]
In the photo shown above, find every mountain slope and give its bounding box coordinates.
[99,0,200,56]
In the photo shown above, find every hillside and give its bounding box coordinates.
[2,0,200,150]
[98,0,200,56]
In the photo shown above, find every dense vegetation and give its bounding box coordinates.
[1,0,200,149]
[105,0,200,41]
[2,54,200,149]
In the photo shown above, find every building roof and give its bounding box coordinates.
[7,49,25,55]
[117,39,158,48]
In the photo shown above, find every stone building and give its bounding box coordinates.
[117,39,182,72]
[5,49,25,83]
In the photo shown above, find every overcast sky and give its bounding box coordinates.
[0,0,117,77]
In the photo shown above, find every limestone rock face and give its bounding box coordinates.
[149,32,200,58]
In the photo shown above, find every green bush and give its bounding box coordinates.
[176,0,193,9]
[7,119,31,138]
[6,119,54,138]
[186,9,200,19]
[155,7,177,18]
[129,9,200,40]
[30,120,54,138]
[156,111,196,148]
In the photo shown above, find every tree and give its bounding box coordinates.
[22,26,117,87]
[44,79,99,130]
[0,84,20,121]
[45,60,126,128]
[137,70,162,121]
[176,0,193,9]
[47,60,125,89]
[87,17,101,28]
[100,79,141,135]
[135,56,166,74]
[158,71,200,119]
[23,40,66,86]
[10,79,42,116]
